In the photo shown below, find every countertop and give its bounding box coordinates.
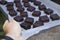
[27,25,60,40]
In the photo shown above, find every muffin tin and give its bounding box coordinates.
[0,0,60,40]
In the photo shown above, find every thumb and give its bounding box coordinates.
[3,20,8,28]
[3,20,9,33]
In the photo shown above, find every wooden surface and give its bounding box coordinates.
[27,25,60,40]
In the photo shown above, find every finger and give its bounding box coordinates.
[9,18,13,22]
[9,18,15,23]
[3,20,8,26]
[9,18,16,22]
[3,20,8,29]
[12,19,17,22]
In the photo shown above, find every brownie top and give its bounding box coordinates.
[22,0,29,3]
[23,2,30,7]
[33,21,44,27]
[15,3,22,7]
[20,22,31,30]
[27,6,35,12]
[7,2,14,6]
[14,0,20,2]
[14,16,24,22]
[39,15,49,22]
[32,11,41,17]
[29,0,36,2]
[44,8,53,15]
[25,17,34,24]
[0,0,7,5]
[34,1,41,6]
[20,12,28,17]
[39,4,46,10]
[50,14,60,20]
[9,10,17,16]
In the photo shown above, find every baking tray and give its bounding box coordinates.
[0,0,60,40]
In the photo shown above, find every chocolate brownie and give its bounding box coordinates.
[50,14,60,21]
[44,8,53,15]
[23,2,30,7]
[20,12,28,17]
[33,21,44,28]
[7,2,14,6]
[25,17,34,25]
[32,11,41,17]
[34,1,41,6]
[15,3,22,7]
[9,10,17,16]
[14,16,24,22]
[27,6,35,12]
[17,7,24,12]
[29,0,36,2]
[39,15,49,22]
[20,22,31,30]
[7,6,14,11]
[0,0,7,5]
[22,0,29,3]
[39,4,46,10]
[14,0,20,3]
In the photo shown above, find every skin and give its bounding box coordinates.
[2,19,22,40]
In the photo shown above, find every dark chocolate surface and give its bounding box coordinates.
[39,4,46,10]
[0,0,7,5]
[7,6,14,11]
[20,12,28,17]
[17,7,24,12]
[23,2,30,7]
[50,14,60,21]
[7,2,14,6]
[14,16,24,22]
[14,0,20,3]
[29,0,36,2]
[34,1,41,6]
[15,3,22,7]
[22,0,29,3]
[25,17,34,25]
[39,15,49,22]
[27,6,35,12]
[9,10,17,16]
[44,8,53,15]
[32,11,41,17]
[33,21,44,28]
[20,22,31,30]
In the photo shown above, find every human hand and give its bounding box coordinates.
[3,19,22,40]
